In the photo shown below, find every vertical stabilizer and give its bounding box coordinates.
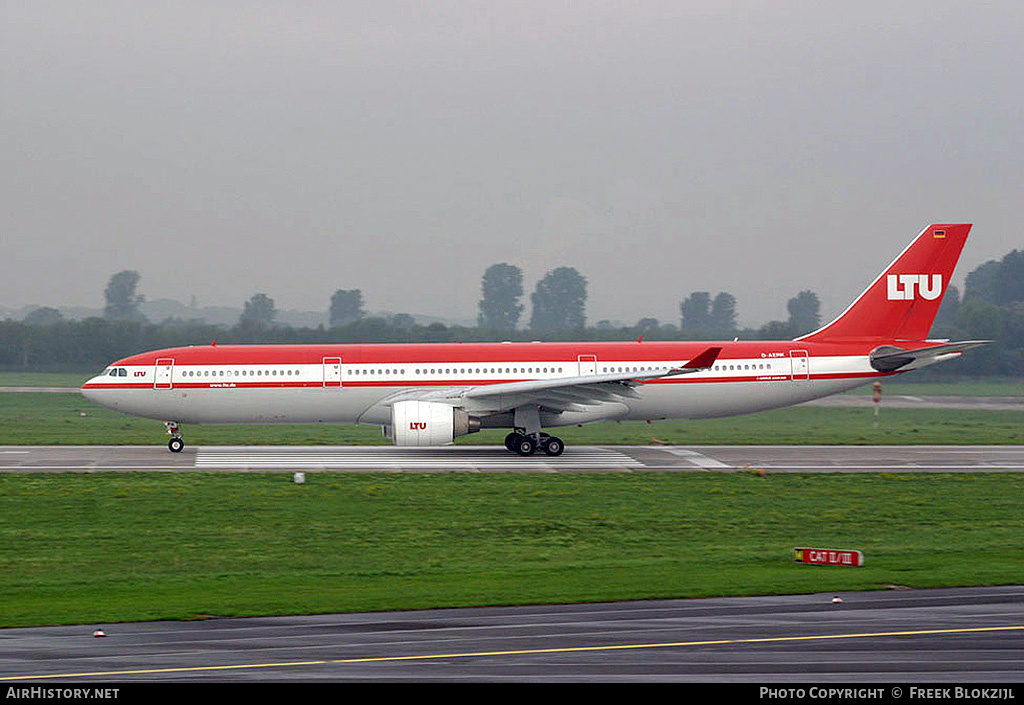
[797,224,971,342]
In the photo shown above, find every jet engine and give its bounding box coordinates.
[390,400,481,446]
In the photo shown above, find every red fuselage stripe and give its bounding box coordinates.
[81,370,893,391]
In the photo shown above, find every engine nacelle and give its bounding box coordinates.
[390,401,480,446]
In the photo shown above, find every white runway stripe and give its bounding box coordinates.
[195,446,644,469]
[659,448,730,468]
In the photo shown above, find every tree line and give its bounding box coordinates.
[2,250,1021,377]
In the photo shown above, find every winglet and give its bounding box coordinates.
[681,346,722,370]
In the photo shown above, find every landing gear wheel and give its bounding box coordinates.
[165,422,183,453]
[504,432,523,452]
[541,436,564,456]
[513,436,537,457]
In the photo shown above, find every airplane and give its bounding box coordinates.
[81,223,987,456]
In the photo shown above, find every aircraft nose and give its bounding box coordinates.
[80,380,99,403]
[80,377,113,409]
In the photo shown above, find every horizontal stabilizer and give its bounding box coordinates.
[869,340,990,372]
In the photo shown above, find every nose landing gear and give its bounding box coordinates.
[165,422,184,453]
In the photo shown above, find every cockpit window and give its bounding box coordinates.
[119,368,127,377]
[108,369,117,377]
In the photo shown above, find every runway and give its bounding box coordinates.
[1,444,1022,473]
[1,586,1021,682]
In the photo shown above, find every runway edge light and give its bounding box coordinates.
[794,548,864,567]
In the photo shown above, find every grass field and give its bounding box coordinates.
[1,390,1020,446]
[1,472,1021,627]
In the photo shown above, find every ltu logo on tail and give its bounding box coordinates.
[887,274,942,301]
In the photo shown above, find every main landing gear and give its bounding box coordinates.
[504,431,565,457]
[165,421,184,453]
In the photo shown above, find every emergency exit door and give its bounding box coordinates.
[578,354,598,376]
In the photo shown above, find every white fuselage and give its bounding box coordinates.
[81,347,878,427]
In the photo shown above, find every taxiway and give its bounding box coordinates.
[1,586,1021,682]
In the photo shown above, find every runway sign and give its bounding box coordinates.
[794,548,864,567]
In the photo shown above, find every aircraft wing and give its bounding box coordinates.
[869,340,990,372]
[384,346,721,414]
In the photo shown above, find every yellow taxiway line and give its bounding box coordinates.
[3,625,1021,681]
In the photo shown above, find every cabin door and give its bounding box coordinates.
[154,358,174,389]
[789,350,810,381]
[323,357,343,387]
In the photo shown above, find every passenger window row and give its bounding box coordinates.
[109,362,779,380]
[181,369,301,377]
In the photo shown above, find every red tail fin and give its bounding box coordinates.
[797,224,971,342]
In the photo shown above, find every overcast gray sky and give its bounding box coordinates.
[3,1,1021,328]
